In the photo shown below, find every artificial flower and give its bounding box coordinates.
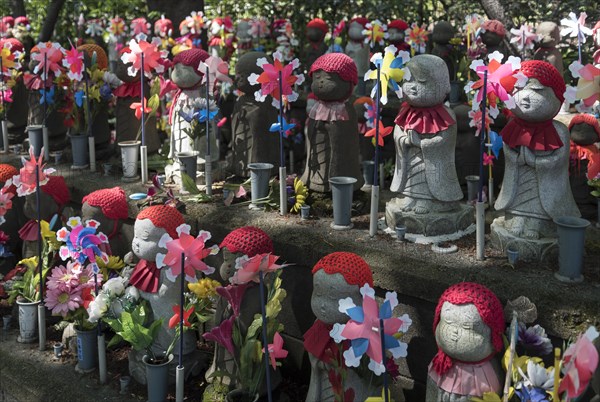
[333,19,345,38]
[0,46,16,72]
[203,315,235,355]
[158,76,177,98]
[0,187,13,216]
[31,42,65,79]
[188,278,221,299]
[330,284,411,375]
[168,304,195,329]
[560,12,593,44]
[471,391,506,402]
[363,20,388,47]
[130,97,152,120]
[0,87,13,103]
[230,253,285,285]
[290,177,308,213]
[365,45,410,104]
[121,38,166,78]
[197,55,233,90]
[248,50,304,108]
[12,146,55,196]
[263,332,288,369]
[558,326,599,399]
[483,153,495,166]
[215,283,249,317]
[365,121,393,147]
[516,324,553,356]
[510,24,540,51]
[156,224,219,282]
[45,284,82,317]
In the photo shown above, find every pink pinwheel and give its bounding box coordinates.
[0,187,13,216]
[365,122,393,146]
[31,42,65,80]
[247,51,304,108]
[561,12,593,44]
[156,224,219,282]
[120,38,167,78]
[364,20,388,47]
[263,332,288,369]
[197,55,233,91]
[330,284,411,375]
[468,109,493,136]
[468,52,523,110]
[558,326,599,400]
[130,97,152,120]
[249,17,270,39]
[568,63,600,108]
[483,153,495,166]
[130,17,150,37]
[12,146,55,196]
[56,216,110,265]
[62,44,84,81]
[230,253,286,285]
[510,24,540,51]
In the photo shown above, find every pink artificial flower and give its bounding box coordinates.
[75,264,101,290]
[197,55,233,91]
[46,264,78,291]
[230,253,285,285]
[120,38,166,78]
[168,305,194,329]
[12,146,55,197]
[333,20,346,38]
[45,283,83,317]
[31,42,65,80]
[0,187,13,216]
[0,87,13,103]
[468,109,492,137]
[63,44,84,81]
[263,332,288,369]
[0,230,8,243]
[158,76,178,98]
[130,97,152,120]
[364,122,393,146]
[216,283,249,317]
[558,326,599,400]
[203,316,235,355]
[483,153,495,166]
[157,224,218,282]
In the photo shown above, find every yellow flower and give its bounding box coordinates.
[17,256,39,271]
[290,177,308,213]
[365,389,394,401]
[67,217,81,228]
[40,220,62,251]
[95,255,125,280]
[188,278,220,299]
[470,391,506,402]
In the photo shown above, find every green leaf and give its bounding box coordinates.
[107,334,124,348]
[181,172,201,194]
[147,94,160,114]
[245,314,263,341]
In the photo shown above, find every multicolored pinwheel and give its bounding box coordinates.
[565,62,600,112]
[107,16,126,38]
[56,216,110,266]
[156,223,219,282]
[364,45,410,105]
[179,11,206,36]
[510,24,540,51]
[197,55,233,91]
[330,284,411,375]
[363,19,387,47]
[120,38,167,78]
[247,50,304,108]
[406,23,428,54]
[31,42,65,80]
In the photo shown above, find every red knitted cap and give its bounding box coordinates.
[173,48,210,68]
[137,205,184,238]
[519,60,565,103]
[78,44,108,70]
[350,17,369,28]
[311,252,373,287]
[220,226,273,257]
[41,176,71,207]
[0,164,18,183]
[388,19,409,31]
[1,16,14,27]
[309,53,358,86]
[1,38,24,53]
[82,187,129,220]
[307,18,328,34]
[569,113,600,141]
[482,20,506,37]
[433,282,504,355]
[14,16,29,26]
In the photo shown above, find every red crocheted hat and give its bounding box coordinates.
[41,176,71,207]
[309,53,358,86]
[1,38,24,53]
[307,18,328,34]
[78,44,108,70]
[388,19,409,31]
[350,17,369,28]
[137,205,184,238]
[173,48,210,75]
[82,187,129,221]
[481,20,506,37]
[431,282,504,375]
[519,60,565,103]
[0,164,18,183]
[14,16,29,26]
[1,16,14,28]
[220,226,273,257]
[569,114,600,141]
[311,252,373,287]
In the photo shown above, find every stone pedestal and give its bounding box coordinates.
[386,197,474,239]
[490,217,558,262]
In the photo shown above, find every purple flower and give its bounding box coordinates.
[515,386,549,402]
[100,83,112,101]
[216,284,248,317]
[516,323,553,356]
[203,316,235,355]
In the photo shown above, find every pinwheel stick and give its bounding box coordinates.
[43,53,47,126]
[140,53,145,146]
[95,268,107,384]
[259,270,273,402]
[205,67,212,196]
[179,252,184,368]
[36,164,46,351]
[278,70,287,217]
[369,65,381,237]
[0,56,4,121]
[85,73,96,172]
[476,71,488,261]
[379,318,389,402]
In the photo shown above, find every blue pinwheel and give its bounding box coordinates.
[269,116,295,137]
[56,216,110,267]
[39,86,55,105]
[197,108,218,123]
[365,45,411,105]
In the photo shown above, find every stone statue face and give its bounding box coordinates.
[81,203,120,237]
[219,247,240,282]
[512,78,561,122]
[348,22,365,41]
[171,63,202,89]
[235,52,268,95]
[237,21,252,43]
[23,191,57,220]
[311,270,362,325]
[432,22,455,45]
[388,28,405,42]
[132,218,167,262]
[481,30,502,47]
[311,70,352,102]
[435,302,494,362]
[402,55,450,107]
[570,123,600,146]
[537,22,560,47]
[307,27,325,43]
[115,58,139,83]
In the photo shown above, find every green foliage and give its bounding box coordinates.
[7,257,49,304]
[588,178,600,198]
[104,302,162,357]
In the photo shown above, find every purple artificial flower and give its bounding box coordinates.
[216,284,249,317]
[203,316,235,355]
[516,323,553,356]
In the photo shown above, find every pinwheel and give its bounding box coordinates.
[62,44,84,81]
[249,17,270,39]
[56,216,110,266]
[0,87,11,103]
[197,108,218,123]
[156,223,219,282]
[107,16,126,38]
[487,131,503,158]
[565,62,600,111]
[365,122,393,146]
[510,24,540,51]
[263,332,288,369]
[330,284,411,375]
[406,23,428,54]
[197,56,233,91]
[12,146,55,196]
[561,12,593,63]
[38,86,54,105]
[31,42,65,80]
[467,52,524,110]
[248,50,304,108]
[269,116,295,135]
[229,253,286,285]
[364,19,388,47]
[179,11,206,36]
[86,19,104,37]
[120,38,167,78]
[130,17,150,37]
[558,326,599,400]
[364,45,410,105]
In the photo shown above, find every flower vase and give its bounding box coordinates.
[248,163,273,210]
[554,216,590,283]
[1,119,8,152]
[226,389,259,402]
[361,160,375,186]
[118,140,140,182]
[68,133,90,169]
[176,151,199,183]
[27,125,44,157]
[465,175,479,203]
[16,299,39,343]
[75,326,98,373]
[143,354,173,402]
[329,176,357,230]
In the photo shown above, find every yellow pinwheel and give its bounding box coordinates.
[364,45,411,105]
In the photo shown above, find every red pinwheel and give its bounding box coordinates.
[247,51,304,108]
[197,55,233,91]
[31,42,65,80]
[120,38,167,78]
[12,146,55,196]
